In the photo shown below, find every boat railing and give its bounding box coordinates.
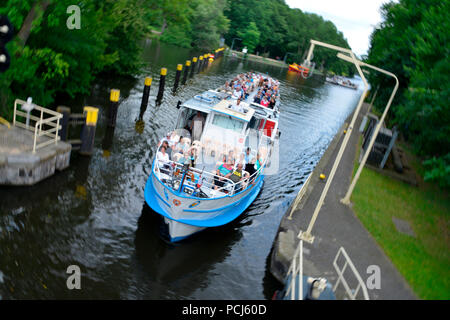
[153,150,267,198]
[154,158,235,196]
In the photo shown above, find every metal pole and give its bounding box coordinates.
[299,40,369,243]
[339,56,399,204]
[231,38,241,51]
[367,84,379,114]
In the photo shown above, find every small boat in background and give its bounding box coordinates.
[325,75,358,90]
[288,63,310,76]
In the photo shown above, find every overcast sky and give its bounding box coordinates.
[285,0,393,56]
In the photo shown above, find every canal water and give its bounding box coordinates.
[0,41,364,299]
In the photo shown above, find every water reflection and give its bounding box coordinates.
[133,203,243,298]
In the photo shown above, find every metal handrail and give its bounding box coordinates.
[332,247,370,300]
[13,99,62,153]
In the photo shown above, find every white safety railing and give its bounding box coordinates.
[153,145,268,198]
[333,247,370,300]
[13,99,62,153]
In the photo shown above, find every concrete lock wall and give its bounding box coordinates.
[0,142,71,186]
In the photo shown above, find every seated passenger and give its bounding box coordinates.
[232,87,242,100]
[156,146,170,170]
[269,96,276,109]
[225,162,245,193]
[214,157,233,190]
[260,96,269,107]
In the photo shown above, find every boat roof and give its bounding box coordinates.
[211,99,255,122]
[181,90,229,113]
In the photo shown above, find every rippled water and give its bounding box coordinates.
[0,41,364,299]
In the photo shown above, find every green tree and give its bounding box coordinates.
[366,0,450,187]
[237,22,260,53]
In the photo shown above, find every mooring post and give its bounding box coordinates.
[173,64,182,92]
[56,106,71,142]
[182,60,190,85]
[108,89,120,127]
[204,54,209,68]
[198,56,203,73]
[190,57,197,78]
[80,106,99,156]
[139,77,152,119]
[202,54,207,70]
[156,67,167,102]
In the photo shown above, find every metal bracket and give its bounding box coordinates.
[298,230,315,244]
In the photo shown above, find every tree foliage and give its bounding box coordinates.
[223,0,353,75]
[237,22,260,53]
[366,0,450,187]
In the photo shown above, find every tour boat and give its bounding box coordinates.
[144,74,280,242]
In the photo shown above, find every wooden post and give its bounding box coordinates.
[139,77,152,119]
[173,64,182,92]
[182,60,190,85]
[156,67,167,102]
[80,106,99,156]
[190,57,197,78]
[198,56,203,73]
[56,106,71,142]
[203,54,209,70]
[107,89,120,127]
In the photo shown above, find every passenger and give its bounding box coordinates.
[232,87,242,100]
[236,152,246,169]
[245,157,257,178]
[260,96,269,107]
[225,162,245,193]
[244,147,252,164]
[269,96,276,109]
[156,146,171,170]
[232,98,245,113]
[255,152,262,171]
[253,93,261,104]
[214,156,233,190]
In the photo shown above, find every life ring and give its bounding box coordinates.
[187,172,195,181]
[173,169,181,176]
[173,199,181,206]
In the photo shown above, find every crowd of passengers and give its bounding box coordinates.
[156,131,264,193]
[221,72,280,109]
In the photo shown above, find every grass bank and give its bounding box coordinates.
[351,137,450,299]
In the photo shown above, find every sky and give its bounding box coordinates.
[285,0,393,56]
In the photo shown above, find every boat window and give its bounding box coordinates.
[212,114,245,133]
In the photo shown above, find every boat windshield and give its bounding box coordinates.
[212,114,245,133]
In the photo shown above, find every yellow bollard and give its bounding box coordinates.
[110,89,120,103]
[80,106,99,156]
